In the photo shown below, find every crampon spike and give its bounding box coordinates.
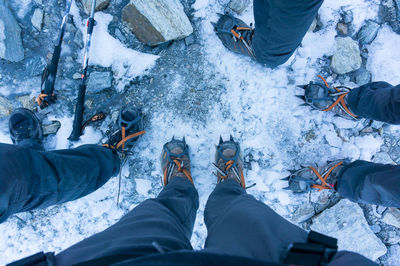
[182,136,186,145]
[216,13,224,17]
[300,103,309,107]
[211,22,217,30]
[219,136,223,144]
[283,186,292,190]
[296,95,306,101]
[280,176,290,181]
[172,136,175,141]
[297,85,308,90]
[230,134,234,141]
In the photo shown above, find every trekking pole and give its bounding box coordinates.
[36,0,73,109]
[69,0,96,141]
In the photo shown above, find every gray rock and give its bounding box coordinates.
[0,95,13,117]
[31,8,43,31]
[370,224,381,233]
[372,152,396,165]
[380,245,400,266]
[386,231,400,244]
[122,0,193,46]
[87,71,113,93]
[114,28,126,43]
[43,120,61,136]
[72,72,81,79]
[34,0,43,5]
[371,120,385,129]
[382,208,400,228]
[0,0,24,62]
[184,34,195,46]
[357,20,380,45]
[310,199,387,260]
[228,0,249,14]
[354,68,372,86]
[17,95,36,111]
[331,37,362,75]
[290,203,315,223]
[80,0,109,14]
[379,0,400,34]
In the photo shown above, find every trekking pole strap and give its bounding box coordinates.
[282,231,338,266]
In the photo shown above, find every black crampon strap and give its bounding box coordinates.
[282,231,338,266]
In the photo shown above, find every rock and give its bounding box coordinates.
[354,68,372,86]
[0,0,24,62]
[330,37,362,74]
[379,0,400,34]
[72,72,81,79]
[184,34,195,46]
[357,20,380,45]
[0,95,13,117]
[114,28,126,43]
[87,71,113,93]
[122,0,193,46]
[17,95,36,111]
[80,0,109,14]
[372,152,396,165]
[382,208,400,228]
[310,199,387,260]
[380,245,400,265]
[290,203,315,223]
[308,18,317,32]
[386,231,400,244]
[371,121,385,129]
[370,224,381,233]
[228,0,249,14]
[31,8,43,31]
[336,23,348,35]
[34,0,42,5]
[42,120,61,136]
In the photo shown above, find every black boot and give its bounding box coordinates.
[9,108,43,150]
[212,13,255,59]
[103,107,145,155]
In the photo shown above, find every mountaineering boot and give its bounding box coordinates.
[297,76,359,120]
[9,108,43,150]
[103,107,145,155]
[212,13,255,59]
[282,160,350,193]
[161,137,193,186]
[213,135,246,188]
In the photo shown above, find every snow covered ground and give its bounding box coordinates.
[1,0,400,264]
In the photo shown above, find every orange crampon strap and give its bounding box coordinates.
[81,113,106,131]
[309,161,343,191]
[317,75,358,119]
[163,159,193,185]
[36,93,55,107]
[220,160,246,188]
[102,130,146,150]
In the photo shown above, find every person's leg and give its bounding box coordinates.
[0,143,120,223]
[346,82,400,124]
[203,179,307,262]
[55,177,199,265]
[252,0,324,67]
[336,160,400,207]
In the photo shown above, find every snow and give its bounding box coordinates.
[0,0,398,264]
[368,25,400,85]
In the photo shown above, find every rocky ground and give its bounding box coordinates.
[1,0,400,265]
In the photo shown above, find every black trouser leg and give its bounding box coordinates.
[0,143,120,223]
[55,177,199,265]
[203,179,307,262]
[347,82,400,124]
[336,160,400,207]
[252,0,324,67]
